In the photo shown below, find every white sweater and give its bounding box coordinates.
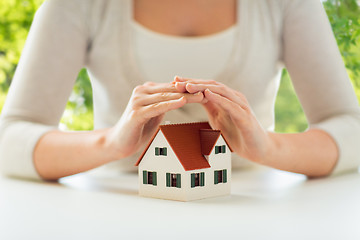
[1,0,360,180]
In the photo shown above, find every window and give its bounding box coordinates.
[215,145,226,154]
[148,172,153,185]
[214,169,227,184]
[143,170,157,186]
[166,173,181,188]
[191,172,205,188]
[155,147,167,156]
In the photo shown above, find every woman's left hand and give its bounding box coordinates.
[174,76,274,163]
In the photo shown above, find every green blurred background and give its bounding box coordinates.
[0,0,360,132]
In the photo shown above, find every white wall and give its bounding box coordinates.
[138,132,231,201]
[185,135,231,201]
[138,130,188,201]
[208,135,232,174]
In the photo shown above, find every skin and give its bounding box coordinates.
[34,82,204,180]
[173,77,338,177]
[133,0,236,36]
[34,0,338,180]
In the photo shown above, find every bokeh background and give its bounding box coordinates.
[0,0,359,132]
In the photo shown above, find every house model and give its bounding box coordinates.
[135,122,232,201]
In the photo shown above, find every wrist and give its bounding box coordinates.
[256,131,281,165]
[96,128,123,163]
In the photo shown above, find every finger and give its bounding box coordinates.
[143,82,179,94]
[140,97,187,120]
[174,82,187,93]
[204,89,246,120]
[173,76,186,82]
[136,92,204,106]
[234,91,250,105]
[174,82,207,103]
[187,83,247,108]
[185,82,217,94]
[174,77,248,107]
[201,97,209,104]
[174,76,219,85]
[142,81,157,86]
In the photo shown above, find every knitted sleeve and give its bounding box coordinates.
[282,0,360,174]
[0,0,89,179]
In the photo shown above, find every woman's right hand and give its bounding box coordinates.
[104,81,204,161]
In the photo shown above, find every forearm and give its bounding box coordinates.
[264,129,338,177]
[34,129,116,180]
[33,82,203,181]
[173,78,341,177]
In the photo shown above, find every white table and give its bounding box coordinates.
[1,166,360,240]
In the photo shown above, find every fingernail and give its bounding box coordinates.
[175,82,184,88]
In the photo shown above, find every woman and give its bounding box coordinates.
[0,0,359,180]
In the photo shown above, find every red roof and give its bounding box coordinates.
[200,129,221,155]
[135,122,231,171]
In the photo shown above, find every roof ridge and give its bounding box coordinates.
[199,129,220,132]
[160,121,210,127]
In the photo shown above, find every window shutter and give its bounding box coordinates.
[221,145,226,153]
[155,147,159,156]
[166,173,170,187]
[214,171,218,184]
[163,147,167,156]
[143,171,148,184]
[223,169,227,183]
[200,172,205,186]
[153,172,157,186]
[191,174,195,188]
[215,146,219,154]
[176,174,181,188]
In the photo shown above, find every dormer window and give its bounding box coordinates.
[155,147,167,156]
[215,145,226,154]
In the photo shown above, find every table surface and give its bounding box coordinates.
[1,165,360,240]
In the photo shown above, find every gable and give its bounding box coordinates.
[136,130,185,172]
[136,122,232,171]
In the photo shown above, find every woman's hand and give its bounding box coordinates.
[174,77,273,163]
[105,81,204,160]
